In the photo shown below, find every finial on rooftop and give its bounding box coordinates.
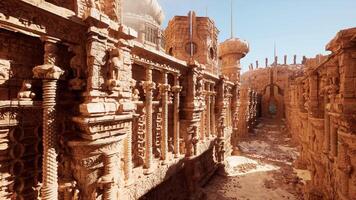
[230,0,234,38]
[274,41,277,60]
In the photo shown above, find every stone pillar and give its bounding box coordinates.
[123,125,133,185]
[323,110,330,154]
[293,55,297,65]
[33,37,64,200]
[89,140,121,200]
[156,29,162,51]
[101,153,118,200]
[265,58,268,67]
[216,77,227,163]
[284,55,287,65]
[172,75,182,158]
[138,23,146,43]
[181,60,204,158]
[308,74,319,117]
[159,71,170,163]
[330,123,338,157]
[211,90,216,136]
[232,83,241,155]
[200,79,206,141]
[142,67,155,173]
[206,83,211,138]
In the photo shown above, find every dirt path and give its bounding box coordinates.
[203,118,306,200]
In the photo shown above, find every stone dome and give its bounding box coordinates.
[218,37,249,59]
[123,0,165,25]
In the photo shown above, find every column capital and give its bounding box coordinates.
[172,85,182,93]
[33,64,64,80]
[158,83,171,94]
[141,81,156,93]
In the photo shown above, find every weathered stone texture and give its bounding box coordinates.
[285,28,356,200]
[0,0,251,199]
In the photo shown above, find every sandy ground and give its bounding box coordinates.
[203,118,307,200]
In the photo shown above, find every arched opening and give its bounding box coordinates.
[168,47,174,56]
[209,47,215,59]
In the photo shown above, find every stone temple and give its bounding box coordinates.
[0,0,355,199]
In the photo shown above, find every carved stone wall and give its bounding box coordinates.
[241,63,303,119]
[0,29,45,200]
[0,1,252,200]
[0,29,44,100]
[285,28,356,200]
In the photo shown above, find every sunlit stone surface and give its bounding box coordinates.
[0,0,354,199]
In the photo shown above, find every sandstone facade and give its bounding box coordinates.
[240,28,356,200]
[241,58,303,120]
[1,1,353,200]
[285,28,356,200]
[0,0,258,199]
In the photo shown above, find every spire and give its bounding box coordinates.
[273,41,277,66]
[189,11,193,57]
[230,0,234,38]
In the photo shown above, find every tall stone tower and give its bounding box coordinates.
[164,11,219,74]
[218,38,249,82]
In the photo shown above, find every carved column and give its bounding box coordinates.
[123,125,133,185]
[211,89,216,136]
[330,122,338,158]
[142,67,155,173]
[323,105,330,154]
[181,60,204,158]
[308,74,319,117]
[159,71,170,163]
[100,152,119,200]
[216,76,227,163]
[206,83,211,138]
[200,79,206,141]
[33,37,64,200]
[172,75,182,158]
[232,83,241,154]
[253,91,257,123]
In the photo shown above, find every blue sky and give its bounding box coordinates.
[158,0,356,72]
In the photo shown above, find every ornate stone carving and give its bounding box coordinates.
[141,67,156,173]
[0,59,11,85]
[69,45,86,90]
[17,81,35,101]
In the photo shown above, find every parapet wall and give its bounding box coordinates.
[241,64,303,120]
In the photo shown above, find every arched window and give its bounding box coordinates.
[209,47,215,59]
[168,47,174,56]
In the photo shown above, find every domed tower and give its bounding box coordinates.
[218,0,249,82]
[218,38,249,82]
[122,0,165,50]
